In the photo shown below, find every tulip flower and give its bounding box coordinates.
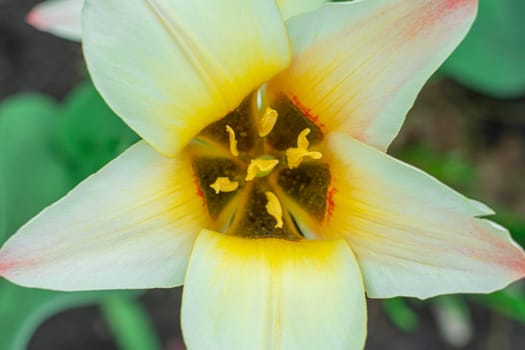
[6,0,525,349]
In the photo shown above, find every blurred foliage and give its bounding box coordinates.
[58,83,138,182]
[101,297,162,350]
[442,0,525,97]
[0,95,72,240]
[382,298,419,332]
[0,81,158,350]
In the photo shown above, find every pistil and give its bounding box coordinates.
[245,158,279,181]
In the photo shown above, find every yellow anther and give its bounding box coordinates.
[225,125,239,157]
[286,148,322,169]
[299,128,315,149]
[245,158,279,181]
[286,128,322,169]
[264,191,283,229]
[258,107,278,137]
[209,177,239,194]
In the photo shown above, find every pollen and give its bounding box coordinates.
[258,107,278,137]
[245,158,279,181]
[209,177,239,194]
[225,125,239,157]
[264,191,283,229]
[286,128,322,169]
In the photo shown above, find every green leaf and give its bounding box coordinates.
[0,91,143,350]
[101,297,162,350]
[492,210,525,248]
[394,145,476,192]
[473,288,525,323]
[442,0,525,97]
[0,95,73,241]
[58,81,139,181]
[382,298,419,332]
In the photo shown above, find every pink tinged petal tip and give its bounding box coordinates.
[0,142,208,291]
[268,0,478,151]
[25,0,83,41]
[25,10,42,28]
[473,220,525,277]
[325,132,525,299]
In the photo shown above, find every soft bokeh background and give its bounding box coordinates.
[1,0,524,349]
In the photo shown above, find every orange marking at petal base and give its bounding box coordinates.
[327,187,337,221]
[192,173,206,208]
[291,95,325,129]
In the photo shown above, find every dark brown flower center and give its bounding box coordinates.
[187,94,331,240]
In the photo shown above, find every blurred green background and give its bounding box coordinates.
[1,0,524,349]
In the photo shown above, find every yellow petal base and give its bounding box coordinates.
[182,230,367,350]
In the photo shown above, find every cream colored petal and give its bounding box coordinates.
[268,0,477,150]
[182,230,367,350]
[322,132,525,299]
[0,142,209,291]
[26,0,83,41]
[277,0,328,20]
[83,0,290,156]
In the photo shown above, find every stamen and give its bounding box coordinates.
[209,177,239,194]
[245,158,279,181]
[286,128,322,169]
[258,107,278,137]
[297,128,312,149]
[264,191,283,229]
[225,125,239,157]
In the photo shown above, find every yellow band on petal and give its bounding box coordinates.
[182,229,367,350]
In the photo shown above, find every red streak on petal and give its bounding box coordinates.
[470,220,525,277]
[326,187,337,222]
[291,95,325,129]
[509,257,525,276]
[0,257,17,275]
[192,173,206,209]
[408,0,476,39]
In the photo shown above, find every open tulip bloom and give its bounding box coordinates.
[6,0,525,348]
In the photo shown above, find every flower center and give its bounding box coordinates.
[188,94,331,240]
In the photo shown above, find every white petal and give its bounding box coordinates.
[323,132,525,299]
[182,230,367,350]
[277,0,328,20]
[0,142,209,291]
[83,0,290,156]
[268,0,477,150]
[27,0,83,41]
